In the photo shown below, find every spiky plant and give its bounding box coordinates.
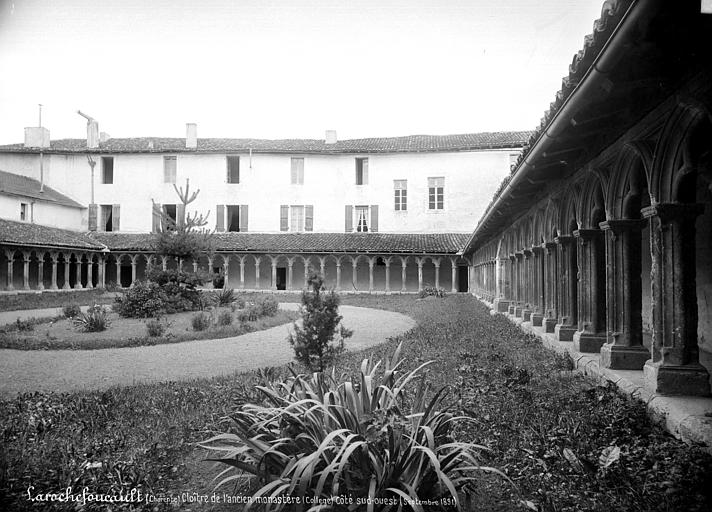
[200,343,504,511]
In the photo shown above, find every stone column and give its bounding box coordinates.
[287,258,294,291]
[98,255,106,289]
[531,246,544,326]
[513,252,524,316]
[130,255,138,287]
[599,220,649,369]
[572,229,607,353]
[73,254,84,289]
[37,253,45,291]
[368,257,375,293]
[319,258,326,278]
[161,256,168,271]
[554,236,577,341]
[50,252,59,290]
[178,258,184,272]
[193,260,198,273]
[351,258,358,291]
[494,257,510,313]
[507,255,516,313]
[85,254,93,289]
[304,257,310,285]
[641,203,710,395]
[384,258,391,293]
[522,250,533,321]
[401,257,408,292]
[543,242,558,332]
[4,249,14,291]
[450,258,458,294]
[254,256,261,288]
[417,258,424,292]
[223,257,230,289]
[433,258,441,290]
[239,257,246,289]
[64,253,72,290]
[22,251,31,290]
[335,261,342,291]
[271,259,278,291]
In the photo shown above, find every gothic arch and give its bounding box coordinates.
[607,141,654,219]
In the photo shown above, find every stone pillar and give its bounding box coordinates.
[336,261,342,291]
[287,259,294,291]
[319,258,326,278]
[433,258,441,290]
[543,242,558,332]
[223,257,230,289]
[531,246,544,326]
[73,254,84,289]
[22,251,31,290]
[351,258,358,291]
[572,229,607,353]
[207,256,214,278]
[239,258,246,289]
[193,260,198,273]
[98,255,106,289]
[85,255,93,289]
[450,258,458,294]
[513,252,524,316]
[366,257,374,293]
[384,258,391,293]
[554,236,577,341]
[494,257,510,313]
[641,203,710,395]
[599,220,649,369]
[522,249,533,321]
[304,257,310,285]
[507,255,516,313]
[37,253,45,291]
[271,259,278,291]
[64,253,73,290]
[401,257,408,292]
[178,258,184,272]
[4,249,14,291]
[161,256,168,271]
[254,257,261,288]
[50,252,59,290]
[417,258,424,292]
[130,255,138,287]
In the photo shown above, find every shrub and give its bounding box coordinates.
[191,312,211,331]
[237,304,261,323]
[113,281,165,318]
[62,304,82,319]
[147,267,202,313]
[217,310,233,326]
[257,296,279,317]
[73,304,110,332]
[14,318,34,332]
[212,273,225,289]
[145,318,167,337]
[200,343,502,508]
[288,272,351,371]
[418,286,447,299]
[214,288,235,306]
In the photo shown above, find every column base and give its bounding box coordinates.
[508,304,516,315]
[514,306,524,318]
[494,299,510,313]
[573,331,606,353]
[644,361,711,396]
[531,313,543,327]
[600,344,649,370]
[522,309,532,322]
[554,324,576,342]
[544,318,557,333]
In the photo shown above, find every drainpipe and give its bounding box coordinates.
[464,0,647,254]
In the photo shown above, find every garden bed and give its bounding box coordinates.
[0,307,298,350]
[0,288,115,312]
[0,294,710,511]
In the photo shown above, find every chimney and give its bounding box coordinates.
[325,130,337,144]
[99,132,110,143]
[186,123,197,149]
[77,110,99,149]
[24,127,50,148]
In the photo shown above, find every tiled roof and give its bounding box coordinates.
[0,170,84,208]
[88,232,470,254]
[0,132,532,155]
[0,218,105,250]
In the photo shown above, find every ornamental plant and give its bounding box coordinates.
[200,343,503,511]
[288,272,352,371]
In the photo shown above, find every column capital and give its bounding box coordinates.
[554,235,575,246]
[642,202,705,222]
[523,248,533,258]
[544,241,557,251]
[599,219,645,233]
[573,228,603,240]
[514,251,524,260]
[531,246,544,255]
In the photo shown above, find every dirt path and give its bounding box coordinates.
[0,305,414,398]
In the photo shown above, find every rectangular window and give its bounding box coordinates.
[428,177,445,210]
[226,205,240,232]
[354,205,369,232]
[20,203,28,221]
[101,156,114,184]
[227,155,240,184]
[291,157,304,184]
[163,156,177,183]
[101,204,113,231]
[355,158,369,185]
[394,179,407,211]
[290,205,305,231]
[162,204,177,230]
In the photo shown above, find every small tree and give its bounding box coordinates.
[152,178,215,261]
[288,271,352,371]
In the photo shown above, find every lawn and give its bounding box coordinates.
[0,289,116,312]
[1,294,710,511]
[0,307,299,350]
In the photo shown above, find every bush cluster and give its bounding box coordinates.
[145,318,167,337]
[114,268,204,318]
[418,286,447,298]
[191,312,211,331]
[73,304,110,332]
[62,304,82,319]
[236,297,280,323]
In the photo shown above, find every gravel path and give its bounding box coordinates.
[0,304,415,399]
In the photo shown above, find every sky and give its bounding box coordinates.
[0,0,604,144]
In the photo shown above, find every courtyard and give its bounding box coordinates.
[1,292,710,511]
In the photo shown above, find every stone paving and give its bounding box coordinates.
[0,304,415,398]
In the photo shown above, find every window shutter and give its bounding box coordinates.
[362,159,369,184]
[176,204,185,229]
[88,204,97,231]
[370,205,378,232]
[216,204,225,232]
[239,205,249,232]
[305,205,314,231]
[112,204,120,231]
[152,203,161,232]
[280,205,289,231]
[345,205,353,232]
